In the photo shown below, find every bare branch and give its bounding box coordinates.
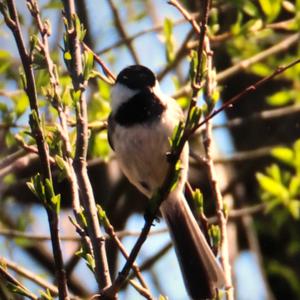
[61,0,112,292]
[98,207,153,299]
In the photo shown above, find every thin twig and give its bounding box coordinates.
[99,209,153,299]
[130,242,173,275]
[190,145,273,165]
[1,256,59,297]
[0,149,28,170]
[97,13,199,55]
[168,0,200,33]
[157,28,195,80]
[82,43,116,82]
[0,227,168,242]
[0,264,38,300]
[107,0,140,64]
[212,103,300,130]
[208,203,267,224]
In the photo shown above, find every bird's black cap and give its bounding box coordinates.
[116,65,156,90]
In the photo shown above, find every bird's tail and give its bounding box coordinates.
[160,192,226,300]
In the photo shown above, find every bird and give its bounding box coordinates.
[107,64,226,299]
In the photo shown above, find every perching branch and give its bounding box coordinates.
[101,1,214,298]
[98,207,153,300]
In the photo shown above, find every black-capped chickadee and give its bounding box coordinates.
[108,65,225,299]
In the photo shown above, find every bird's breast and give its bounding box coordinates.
[113,119,171,197]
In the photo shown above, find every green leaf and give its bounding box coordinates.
[266,164,282,182]
[86,253,95,272]
[271,147,294,166]
[289,176,300,197]
[189,50,198,83]
[288,200,300,219]
[193,188,204,214]
[169,160,182,192]
[241,19,263,33]
[64,51,72,61]
[26,181,39,199]
[33,173,46,202]
[294,139,300,174]
[11,92,28,118]
[51,194,61,213]
[83,50,94,81]
[209,224,221,246]
[45,178,55,199]
[251,63,272,77]
[259,0,282,22]
[6,282,31,298]
[230,11,243,35]
[98,79,111,101]
[243,1,259,16]
[71,89,81,105]
[256,172,289,200]
[79,209,88,227]
[163,18,175,63]
[210,8,219,34]
[97,205,107,223]
[187,106,202,130]
[170,121,184,149]
[267,90,295,106]
[40,289,55,300]
[55,155,67,171]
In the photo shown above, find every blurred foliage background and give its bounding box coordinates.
[0,0,300,299]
